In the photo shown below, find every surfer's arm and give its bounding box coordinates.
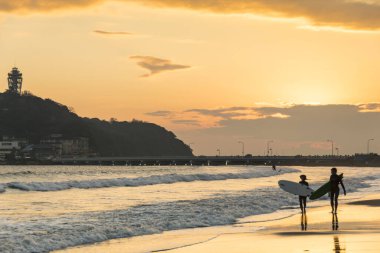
[340,180,346,195]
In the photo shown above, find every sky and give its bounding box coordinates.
[1,0,380,155]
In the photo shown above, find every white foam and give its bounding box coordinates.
[6,168,299,192]
[0,175,372,253]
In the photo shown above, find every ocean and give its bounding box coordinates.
[0,165,379,252]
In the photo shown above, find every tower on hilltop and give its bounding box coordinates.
[7,67,23,94]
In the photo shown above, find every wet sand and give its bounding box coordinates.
[348,199,380,207]
[56,195,380,253]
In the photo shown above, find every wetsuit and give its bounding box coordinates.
[330,174,341,198]
[330,174,345,212]
[299,181,309,212]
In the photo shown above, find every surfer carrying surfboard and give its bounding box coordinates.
[330,168,346,214]
[299,175,309,213]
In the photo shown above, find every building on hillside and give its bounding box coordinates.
[7,67,23,94]
[22,144,58,161]
[0,137,27,160]
[61,138,90,156]
[40,135,89,157]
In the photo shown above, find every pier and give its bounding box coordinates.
[52,154,380,167]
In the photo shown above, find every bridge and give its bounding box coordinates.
[52,154,380,167]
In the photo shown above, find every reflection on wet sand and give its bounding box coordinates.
[332,213,339,231]
[334,236,346,253]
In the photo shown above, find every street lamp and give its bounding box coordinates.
[367,139,375,154]
[335,147,339,156]
[327,139,334,156]
[238,141,245,156]
[267,140,273,156]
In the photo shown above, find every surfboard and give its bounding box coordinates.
[309,173,343,200]
[278,180,314,197]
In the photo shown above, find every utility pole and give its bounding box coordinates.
[267,140,273,156]
[327,139,334,156]
[367,139,375,154]
[238,141,245,156]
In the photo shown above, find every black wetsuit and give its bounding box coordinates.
[330,174,344,212]
[330,174,341,197]
[299,181,309,212]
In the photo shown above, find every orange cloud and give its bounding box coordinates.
[0,0,102,13]
[93,30,133,35]
[133,0,380,31]
[1,0,380,31]
[130,56,191,77]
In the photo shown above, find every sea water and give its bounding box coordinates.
[0,165,379,252]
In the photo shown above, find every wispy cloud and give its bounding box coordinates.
[172,119,201,126]
[130,56,191,77]
[2,1,380,31]
[145,110,173,117]
[93,30,133,36]
[146,103,380,129]
[358,103,380,112]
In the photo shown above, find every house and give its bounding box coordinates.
[0,137,27,160]
[40,135,89,157]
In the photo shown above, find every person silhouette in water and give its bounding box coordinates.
[299,175,309,213]
[330,168,346,214]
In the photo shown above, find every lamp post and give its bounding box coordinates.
[267,140,273,156]
[335,147,339,156]
[327,139,334,156]
[367,139,375,154]
[238,141,245,156]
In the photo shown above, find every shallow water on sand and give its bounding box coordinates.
[0,165,379,252]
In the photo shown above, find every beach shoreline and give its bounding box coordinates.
[56,194,380,253]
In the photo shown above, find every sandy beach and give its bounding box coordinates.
[57,194,380,253]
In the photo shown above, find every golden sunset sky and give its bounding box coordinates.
[1,0,380,155]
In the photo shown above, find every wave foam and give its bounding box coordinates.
[6,168,299,192]
[0,175,372,253]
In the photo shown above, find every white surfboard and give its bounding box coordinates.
[278,180,313,197]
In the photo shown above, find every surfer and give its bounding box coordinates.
[299,175,309,213]
[330,168,346,214]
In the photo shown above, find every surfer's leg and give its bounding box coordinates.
[302,197,307,212]
[334,190,340,213]
[330,192,335,212]
[299,196,303,212]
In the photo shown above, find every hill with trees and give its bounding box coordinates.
[0,92,193,156]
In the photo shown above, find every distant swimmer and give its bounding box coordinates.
[299,175,309,213]
[272,165,276,171]
[330,168,346,214]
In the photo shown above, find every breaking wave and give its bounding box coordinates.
[0,175,372,253]
[5,168,299,192]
